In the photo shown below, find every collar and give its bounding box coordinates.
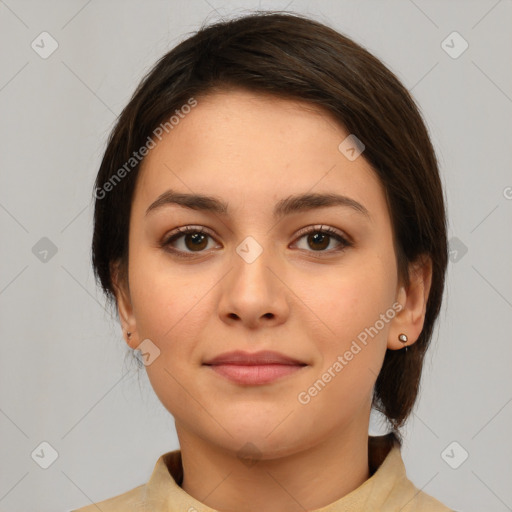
[141,434,448,511]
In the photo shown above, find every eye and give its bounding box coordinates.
[292,225,352,254]
[161,226,219,256]
[161,224,352,258]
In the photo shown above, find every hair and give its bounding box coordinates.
[91,11,448,448]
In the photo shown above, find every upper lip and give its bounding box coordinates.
[203,350,307,366]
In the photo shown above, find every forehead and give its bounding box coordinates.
[133,89,387,220]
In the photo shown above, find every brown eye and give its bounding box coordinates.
[306,232,330,251]
[184,232,208,251]
[293,226,352,254]
[162,226,218,256]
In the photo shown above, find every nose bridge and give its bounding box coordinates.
[230,233,277,295]
[218,233,288,325]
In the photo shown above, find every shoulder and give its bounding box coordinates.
[370,439,454,511]
[69,450,180,511]
[70,483,146,511]
[389,473,455,512]
[408,488,455,511]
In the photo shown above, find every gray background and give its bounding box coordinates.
[1,1,511,511]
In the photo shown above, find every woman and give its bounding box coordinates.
[74,11,453,511]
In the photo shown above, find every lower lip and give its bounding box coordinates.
[207,364,304,385]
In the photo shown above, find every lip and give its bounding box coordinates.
[203,350,307,386]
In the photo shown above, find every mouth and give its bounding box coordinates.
[203,350,308,386]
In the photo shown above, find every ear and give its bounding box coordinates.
[111,260,140,350]
[388,254,433,350]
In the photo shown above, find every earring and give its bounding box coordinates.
[398,333,408,352]
[127,331,132,338]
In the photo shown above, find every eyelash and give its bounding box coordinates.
[160,225,353,258]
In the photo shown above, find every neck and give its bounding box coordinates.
[177,422,371,512]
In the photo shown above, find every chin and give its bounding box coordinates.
[214,415,310,459]
[226,432,304,462]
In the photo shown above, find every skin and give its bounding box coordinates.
[113,89,432,512]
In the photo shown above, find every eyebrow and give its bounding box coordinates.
[145,189,370,219]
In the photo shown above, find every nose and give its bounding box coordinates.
[217,240,290,330]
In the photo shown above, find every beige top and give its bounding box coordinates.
[71,436,454,511]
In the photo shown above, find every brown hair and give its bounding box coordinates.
[91,11,448,447]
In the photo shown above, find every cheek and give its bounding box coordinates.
[127,253,215,415]
[306,257,395,339]
[303,256,396,388]
[128,243,210,340]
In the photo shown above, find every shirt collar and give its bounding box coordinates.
[142,434,418,512]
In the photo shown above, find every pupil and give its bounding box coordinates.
[186,233,207,251]
[309,232,329,250]
[183,232,331,252]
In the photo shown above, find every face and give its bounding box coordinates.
[115,89,421,459]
